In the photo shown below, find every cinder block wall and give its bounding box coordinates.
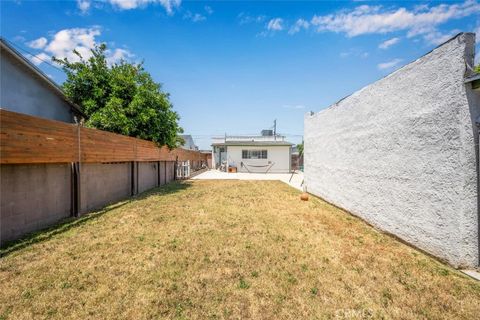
[138,162,159,193]
[304,33,479,267]
[1,161,179,245]
[166,162,175,183]
[0,164,71,243]
[80,163,132,213]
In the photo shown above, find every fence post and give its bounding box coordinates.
[71,122,82,217]
[71,162,81,217]
[131,161,137,196]
[174,156,178,180]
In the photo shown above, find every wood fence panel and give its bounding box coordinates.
[80,127,136,163]
[0,109,78,164]
[0,109,208,165]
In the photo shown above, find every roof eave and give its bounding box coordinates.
[0,38,87,119]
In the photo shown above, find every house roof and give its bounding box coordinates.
[465,73,480,83]
[212,141,293,147]
[0,38,86,118]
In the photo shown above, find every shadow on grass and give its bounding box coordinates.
[0,181,192,257]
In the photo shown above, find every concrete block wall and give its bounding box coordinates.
[166,162,175,183]
[0,164,71,243]
[1,161,177,245]
[138,162,159,194]
[304,33,479,267]
[80,163,132,214]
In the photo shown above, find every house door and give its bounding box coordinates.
[219,147,226,165]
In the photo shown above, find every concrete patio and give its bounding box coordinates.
[192,169,304,191]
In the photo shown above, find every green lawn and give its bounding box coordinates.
[1,180,479,319]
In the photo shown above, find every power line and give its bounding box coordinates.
[3,38,65,73]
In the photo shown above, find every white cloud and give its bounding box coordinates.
[267,18,284,31]
[77,0,91,13]
[107,0,181,15]
[44,27,101,62]
[423,29,462,45]
[106,48,134,65]
[183,11,206,22]
[26,52,50,66]
[238,12,266,25]
[26,27,133,66]
[27,37,47,49]
[288,19,310,35]
[377,58,403,70]
[310,0,480,41]
[379,37,400,49]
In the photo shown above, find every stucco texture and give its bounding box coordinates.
[304,33,479,267]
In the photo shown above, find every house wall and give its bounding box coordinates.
[0,47,74,123]
[304,33,479,267]
[227,145,291,173]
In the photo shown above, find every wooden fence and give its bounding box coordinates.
[0,109,209,245]
[0,109,208,164]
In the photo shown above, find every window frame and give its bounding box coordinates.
[242,149,268,159]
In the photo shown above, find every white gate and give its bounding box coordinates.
[176,160,190,179]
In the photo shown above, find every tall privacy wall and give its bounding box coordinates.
[304,33,479,267]
[0,109,208,245]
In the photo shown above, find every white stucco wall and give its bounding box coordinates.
[304,33,479,267]
[227,145,291,173]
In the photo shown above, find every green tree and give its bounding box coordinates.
[475,64,480,73]
[54,44,183,148]
[297,141,304,155]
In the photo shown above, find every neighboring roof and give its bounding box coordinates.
[212,141,293,146]
[179,134,198,149]
[0,38,86,118]
[465,73,480,83]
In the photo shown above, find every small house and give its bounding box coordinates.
[178,134,199,150]
[212,130,293,173]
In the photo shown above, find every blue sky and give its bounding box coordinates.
[1,0,479,149]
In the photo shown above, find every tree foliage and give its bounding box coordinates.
[54,44,183,148]
[297,142,304,155]
[475,64,480,73]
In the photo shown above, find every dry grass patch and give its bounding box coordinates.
[1,180,479,319]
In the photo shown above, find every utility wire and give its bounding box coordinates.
[4,38,64,73]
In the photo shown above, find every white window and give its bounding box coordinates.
[242,150,268,159]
